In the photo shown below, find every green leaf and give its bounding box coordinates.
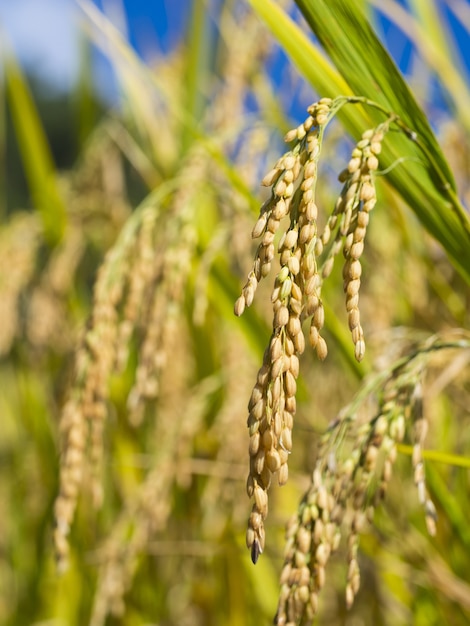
[294,0,470,280]
[246,0,369,137]
[182,0,212,152]
[294,0,454,181]
[4,50,66,244]
[398,444,470,470]
[249,0,470,284]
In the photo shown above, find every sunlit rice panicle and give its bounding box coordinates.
[236,99,392,561]
[406,379,436,535]
[125,158,200,425]
[335,353,435,609]
[233,95,465,623]
[235,98,333,318]
[54,247,126,570]
[53,153,203,570]
[88,254,203,626]
[86,258,125,506]
[273,332,455,621]
[335,125,387,362]
[89,373,216,626]
[53,192,149,568]
[115,207,159,371]
[53,398,87,571]
[237,99,334,561]
[275,468,341,625]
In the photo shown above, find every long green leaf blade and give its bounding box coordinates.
[294,0,455,185]
[4,50,66,244]
[249,0,470,283]
[247,0,370,138]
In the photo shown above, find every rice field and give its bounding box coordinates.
[1,1,470,624]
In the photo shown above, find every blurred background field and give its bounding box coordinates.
[1,1,470,624]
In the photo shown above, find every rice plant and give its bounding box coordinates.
[1,1,470,625]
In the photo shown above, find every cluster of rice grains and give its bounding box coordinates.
[53,168,199,574]
[234,98,435,623]
[274,344,439,625]
[235,98,387,562]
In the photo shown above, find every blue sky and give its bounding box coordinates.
[0,0,79,89]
